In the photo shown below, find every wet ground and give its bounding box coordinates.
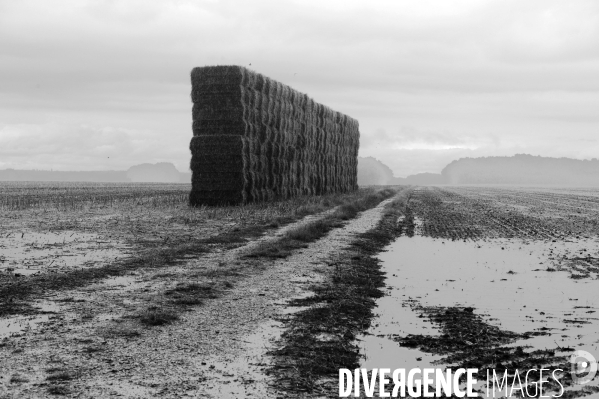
[4,184,599,398]
[1,185,397,398]
[361,187,599,398]
[0,230,132,277]
[0,230,133,340]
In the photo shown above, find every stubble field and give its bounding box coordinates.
[1,183,598,398]
[362,186,599,398]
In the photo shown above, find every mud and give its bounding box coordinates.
[268,192,409,397]
[362,187,599,398]
[1,185,397,398]
[4,184,599,398]
[0,231,132,277]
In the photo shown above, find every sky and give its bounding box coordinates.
[1,0,598,177]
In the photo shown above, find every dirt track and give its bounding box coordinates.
[0,190,395,398]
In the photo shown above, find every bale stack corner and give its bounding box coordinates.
[189,65,359,206]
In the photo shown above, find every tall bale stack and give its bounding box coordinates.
[189,65,359,206]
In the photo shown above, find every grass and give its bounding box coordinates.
[93,187,397,337]
[138,307,179,326]
[0,242,211,317]
[9,374,29,384]
[246,219,333,259]
[46,371,77,382]
[267,187,411,395]
[245,188,397,259]
[84,345,104,353]
[172,297,204,306]
[99,322,141,339]
[47,385,70,396]
[165,282,218,307]
[0,187,390,317]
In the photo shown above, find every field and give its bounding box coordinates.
[1,183,598,398]
[361,186,599,398]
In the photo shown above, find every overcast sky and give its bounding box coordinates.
[1,0,598,177]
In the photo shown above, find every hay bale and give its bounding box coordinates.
[189,65,360,205]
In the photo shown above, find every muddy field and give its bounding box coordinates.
[0,182,396,398]
[1,183,599,398]
[362,186,599,398]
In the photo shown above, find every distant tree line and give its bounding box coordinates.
[357,157,445,186]
[0,163,192,183]
[441,154,599,186]
[358,154,599,186]
[3,155,598,186]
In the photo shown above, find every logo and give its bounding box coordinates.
[570,350,597,385]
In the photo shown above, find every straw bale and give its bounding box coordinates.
[280,84,290,100]
[189,190,246,206]
[192,172,246,189]
[263,77,273,95]
[190,135,245,153]
[189,65,360,205]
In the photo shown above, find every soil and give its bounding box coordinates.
[0,184,397,398]
[361,186,599,398]
[2,184,599,398]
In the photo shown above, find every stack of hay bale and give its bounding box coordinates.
[189,65,359,206]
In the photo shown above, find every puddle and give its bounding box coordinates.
[0,300,60,339]
[87,275,144,293]
[102,276,137,287]
[0,230,132,275]
[0,314,50,339]
[199,290,315,397]
[361,224,599,397]
[34,300,60,314]
[9,268,41,276]
[198,319,283,397]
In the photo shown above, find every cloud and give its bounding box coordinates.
[361,126,482,151]
[0,0,598,173]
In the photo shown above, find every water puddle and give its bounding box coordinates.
[198,319,283,397]
[198,289,316,398]
[0,230,132,276]
[0,300,60,339]
[361,224,599,397]
[0,315,50,339]
[101,276,138,287]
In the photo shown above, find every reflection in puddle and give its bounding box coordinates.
[361,230,599,397]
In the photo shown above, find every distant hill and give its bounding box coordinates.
[358,157,445,186]
[359,154,599,186]
[0,163,191,183]
[4,155,596,186]
[442,154,599,186]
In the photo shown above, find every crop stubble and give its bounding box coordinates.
[361,186,599,398]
